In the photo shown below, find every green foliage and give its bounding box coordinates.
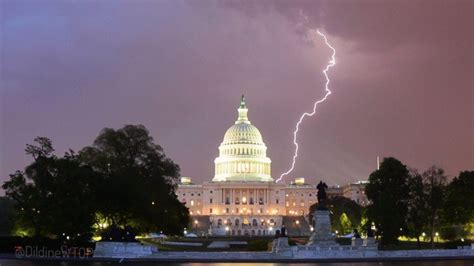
[339,213,352,234]
[2,140,98,239]
[365,157,410,245]
[2,125,190,240]
[78,124,189,235]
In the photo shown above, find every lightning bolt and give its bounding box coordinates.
[276,29,336,183]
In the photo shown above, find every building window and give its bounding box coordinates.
[225,197,230,205]
[198,193,200,196]
[210,208,213,214]
[210,198,213,204]
[276,198,279,204]
[249,198,254,205]
[286,202,289,207]
[191,193,194,196]
[235,197,240,205]
[235,219,240,226]
[236,208,239,213]
[210,190,213,194]
[226,208,229,213]
[259,198,264,205]
[190,200,194,206]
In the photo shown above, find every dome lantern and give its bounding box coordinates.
[236,94,250,124]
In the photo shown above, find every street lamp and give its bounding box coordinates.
[295,220,300,236]
[435,232,439,243]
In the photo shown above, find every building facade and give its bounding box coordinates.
[176,96,367,236]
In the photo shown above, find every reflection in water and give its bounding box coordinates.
[0,260,473,266]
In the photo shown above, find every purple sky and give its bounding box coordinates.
[1,0,473,194]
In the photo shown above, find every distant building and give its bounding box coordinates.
[176,96,368,236]
[342,181,369,206]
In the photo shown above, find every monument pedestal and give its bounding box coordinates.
[307,210,339,248]
[363,237,378,250]
[351,237,363,247]
[272,237,293,256]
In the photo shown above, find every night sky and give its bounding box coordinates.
[1,0,473,193]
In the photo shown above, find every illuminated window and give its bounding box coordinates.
[190,200,194,206]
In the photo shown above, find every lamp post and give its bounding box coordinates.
[295,220,300,236]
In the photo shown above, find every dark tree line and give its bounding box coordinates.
[365,157,473,246]
[2,125,189,240]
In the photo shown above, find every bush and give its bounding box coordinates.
[247,239,269,251]
[100,225,137,242]
[444,239,472,249]
[439,225,468,241]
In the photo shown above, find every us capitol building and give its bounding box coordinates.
[176,96,367,236]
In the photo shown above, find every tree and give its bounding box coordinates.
[441,171,474,241]
[443,171,474,225]
[339,213,353,234]
[422,166,446,249]
[0,197,16,236]
[79,124,189,235]
[25,136,54,160]
[2,138,98,239]
[406,169,429,248]
[365,157,410,245]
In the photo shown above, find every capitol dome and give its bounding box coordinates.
[213,95,273,182]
